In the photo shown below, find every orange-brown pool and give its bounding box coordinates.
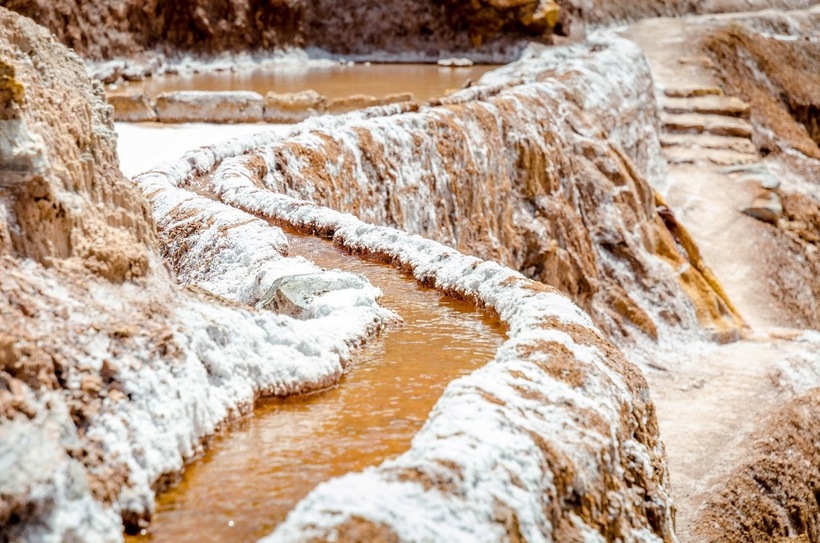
[118,63,497,102]
[128,232,506,542]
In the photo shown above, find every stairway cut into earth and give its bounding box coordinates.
[624,7,820,541]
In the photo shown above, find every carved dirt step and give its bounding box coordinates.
[663,95,751,119]
[662,113,754,139]
[662,145,758,166]
[660,133,757,155]
[664,86,724,98]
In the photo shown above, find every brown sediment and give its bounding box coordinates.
[515,340,587,387]
[306,517,401,543]
[392,466,461,494]
[692,389,820,543]
[153,91,265,123]
[603,284,660,340]
[263,90,326,123]
[108,90,418,124]
[107,93,157,122]
[782,191,820,246]
[326,93,415,114]
[156,205,217,275]
[761,222,820,328]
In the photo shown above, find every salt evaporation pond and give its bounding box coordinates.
[118,63,498,102]
[129,230,506,542]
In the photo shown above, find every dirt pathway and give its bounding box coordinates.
[624,19,769,322]
[645,337,815,539]
[623,13,819,540]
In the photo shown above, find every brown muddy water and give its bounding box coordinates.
[129,231,506,542]
[118,63,497,102]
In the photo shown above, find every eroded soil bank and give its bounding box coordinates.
[2,0,811,64]
[0,0,562,62]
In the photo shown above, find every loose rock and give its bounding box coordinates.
[742,191,783,225]
[737,172,781,191]
[256,272,370,318]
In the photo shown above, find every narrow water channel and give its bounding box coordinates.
[130,230,506,542]
[117,63,497,102]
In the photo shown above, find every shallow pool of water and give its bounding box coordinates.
[118,63,497,102]
[129,232,505,542]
